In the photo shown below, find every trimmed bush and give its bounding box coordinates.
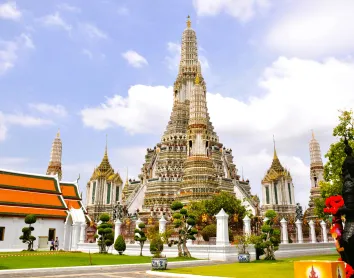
[114,235,126,255]
[201,224,216,241]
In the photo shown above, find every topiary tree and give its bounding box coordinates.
[95,213,114,253]
[168,201,198,258]
[114,235,126,255]
[19,214,37,251]
[253,210,281,260]
[134,222,147,256]
[201,224,216,241]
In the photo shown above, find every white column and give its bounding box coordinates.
[71,223,81,250]
[295,219,303,243]
[320,220,328,243]
[215,208,230,246]
[63,224,67,250]
[243,215,251,236]
[159,215,167,234]
[309,220,316,243]
[79,223,86,244]
[136,218,142,229]
[114,219,122,242]
[280,218,289,244]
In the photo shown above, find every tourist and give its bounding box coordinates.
[50,239,55,251]
[55,237,59,251]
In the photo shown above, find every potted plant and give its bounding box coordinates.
[150,231,167,270]
[234,235,251,263]
[114,235,126,255]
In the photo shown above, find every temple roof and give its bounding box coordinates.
[262,140,291,184]
[90,144,122,183]
[0,169,68,218]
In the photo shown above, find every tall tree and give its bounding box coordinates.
[315,110,354,219]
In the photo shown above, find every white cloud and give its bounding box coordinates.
[0,1,21,21]
[28,103,68,117]
[117,7,129,15]
[37,12,72,31]
[193,0,271,22]
[165,42,209,72]
[0,33,34,75]
[122,50,148,68]
[80,56,354,209]
[266,0,354,57]
[82,49,93,59]
[78,23,108,40]
[57,3,81,13]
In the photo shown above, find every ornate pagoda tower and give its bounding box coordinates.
[46,129,62,180]
[86,141,123,221]
[124,16,256,215]
[261,138,296,219]
[307,130,324,219]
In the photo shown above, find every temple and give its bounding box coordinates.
[307,130,324,220]
[86,140,123,221]
[124,16,257,216]
[261,138,296,218]
[46,129,62,180]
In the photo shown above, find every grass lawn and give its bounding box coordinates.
[166,255,339,278]
[0,252,196,270]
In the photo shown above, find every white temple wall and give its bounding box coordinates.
[0,216,65,251]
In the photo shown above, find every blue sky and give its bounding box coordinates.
[1,0,354,209]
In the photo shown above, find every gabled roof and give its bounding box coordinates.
[0,169,67,219]
[59,181,88,215]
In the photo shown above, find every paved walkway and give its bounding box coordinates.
[0,260,224,278]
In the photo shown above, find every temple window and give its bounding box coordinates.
[266,187,270,204]
[115,186,120,202]
[0,227,4,241]
[91,181,96,204]
[48,228,56,241]
[314,176,318,187]
[274,182,278,205]
[107,182,112,204]
[288,183,292,204]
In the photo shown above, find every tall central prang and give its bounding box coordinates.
[124,16,255,214]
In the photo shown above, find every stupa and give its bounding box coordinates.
[124,16,256,215]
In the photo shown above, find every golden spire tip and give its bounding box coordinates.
[311,129,315,139]
[273,135,277,158]
[195,73,200,85]
[56,128,60,138]
[187,15,191,28]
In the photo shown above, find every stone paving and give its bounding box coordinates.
[0,260,223,278]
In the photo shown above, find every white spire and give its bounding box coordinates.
[47,129,63,180]
[309,130,323,168]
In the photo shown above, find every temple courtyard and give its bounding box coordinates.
[0,253,339,277]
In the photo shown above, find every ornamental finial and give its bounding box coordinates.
[56,128,60,138]
[273,135,278,159]
[187,15,191,28]
[311,129,315,139]
[195,74,200,85]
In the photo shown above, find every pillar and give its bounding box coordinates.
[159,215,167,234]
[136,218,142,229]
[79,223,86,244]
[215,208,230,246]
[71,223,81,250]
[114,219,122,242]
[320,220,328,243]
[243,215,251,236]
[295,219,303,243]
[280,218,289,244]
[63,224,67,250]
[309,220,316,243]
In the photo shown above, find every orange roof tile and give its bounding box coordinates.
[0,188,66,209]
[0,205,67,219]
[65,200,82,210]
[0,171,60,193]
[60,183,80,199]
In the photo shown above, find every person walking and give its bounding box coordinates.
[54,237,59,251]
[50,239,55,251]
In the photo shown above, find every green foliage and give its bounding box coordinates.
[201,224,216,241]
[96,214,114,253]
[114,235,126,255]
[25,214,37,225]
[204,192,246,219]
[314,110,354,218]
[134,221,147,256]
[168,201,197,258]
[255,210,281,260]
[234,235,251,254]
[19,214,37,251]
